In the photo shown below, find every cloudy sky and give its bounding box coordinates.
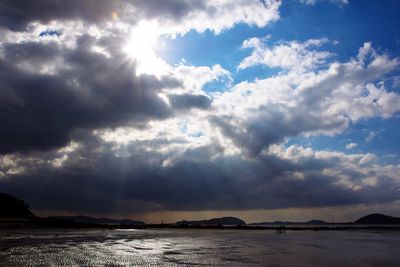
[1,0,399,223]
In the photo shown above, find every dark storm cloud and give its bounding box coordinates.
[168,94,212,110]
[0,0,208,32]
[0,35,186,154]
[210,104,346,157]
[0,0,123,31]
[0,58,88,153]
[2,41,60,61]
[1,139,398,215]
[133,0,206,22]
[0,0,224,155]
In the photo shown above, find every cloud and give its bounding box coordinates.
[365,130,383,143]
[359,153,377,165]
[345,142,357,150]
[365,131,376,143]
[213,42,400,156]
[238,37,332,72]
[0,0,274,155]
[0,0,280,35]
[0,39,185,154]
[0,29,229,154]
[172,64,231,93]
[210,43,400,156]
[168,94,212,110]
[1,139,399,214]
[0,0,124,31]
[136,0,281,36]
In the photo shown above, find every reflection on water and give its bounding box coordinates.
[1,228,399,266]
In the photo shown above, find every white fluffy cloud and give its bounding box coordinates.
[365,130,379,143]
[154,0,281,36]
[269,144,392,192]
[345,142,358,150]
[239,37,332,71]
[212,42,400,156]
[172,64,231,93]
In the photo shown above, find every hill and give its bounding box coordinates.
[0,193,36,219]
[354,213,400,225]
[176,216,245,226]
[250,219,328,226]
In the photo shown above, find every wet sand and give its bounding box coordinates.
[0,228,399,266]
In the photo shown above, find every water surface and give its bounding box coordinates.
[0,228,399,266]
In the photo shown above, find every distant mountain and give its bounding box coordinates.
[250,219,328,226]
[46,216,145,225]
[354,214,400,225]
[176,216,245,226]
[0,193,36,219]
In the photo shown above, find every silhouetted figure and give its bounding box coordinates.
[276,226,286,234]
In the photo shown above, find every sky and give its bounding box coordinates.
[0,0,399,223]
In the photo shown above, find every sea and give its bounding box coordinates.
[0,228,399,266]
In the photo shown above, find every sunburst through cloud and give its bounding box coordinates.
[123,21,170,75]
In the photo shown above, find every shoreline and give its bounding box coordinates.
[1,222,400,231]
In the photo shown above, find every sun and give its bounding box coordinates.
[123,21,170,76]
